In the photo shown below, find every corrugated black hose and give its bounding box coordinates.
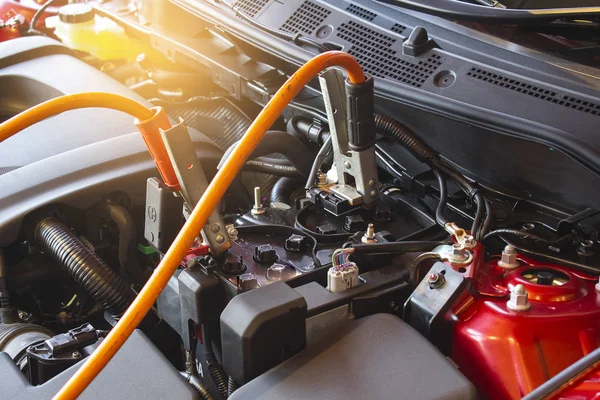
[374,114,438,164]
[34,218,134,319]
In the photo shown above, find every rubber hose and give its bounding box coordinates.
[100,201,147,285]
[270,177,305,204]
[228,377,240,397]
[27,0,56,35]
[374,114,438,164]
[181,372,215,400]
[244,159,302,178]
[220,131,314,177]
[35,218,134,319]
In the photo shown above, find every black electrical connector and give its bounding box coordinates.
[26,324,105,385]
[345,74,376,151]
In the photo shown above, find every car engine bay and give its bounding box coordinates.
[1,0,600,399]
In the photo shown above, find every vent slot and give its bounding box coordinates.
[467,68,600,116]
[336,21,443,87]
[390,23,406,35]
[235,0,269,17]
[345,4,377,21]
[281,1,331,35]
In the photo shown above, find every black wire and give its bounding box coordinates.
[351,241,445,255]
[471,192,486,240]
[482,228,552,244]
[27,0,57,36]
[480,199,494,239]
[434,161,486,236]
[305,136,332,189]
[432,169,449,227]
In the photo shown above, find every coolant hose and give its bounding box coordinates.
[35,218,134,319]
[220,130,314,177]
[270,177,305,205]
[244,158,302,178]
[49,51,364,399]
[100,200,147,285]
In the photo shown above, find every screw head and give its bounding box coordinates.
[317,171,328,186]
[344,161,351,169]
[211,224,220,233]
[227,225,238,239]
[428,272,445,288]
[72,351,81,359]
[463,235,477,248]
[578,240,595,256]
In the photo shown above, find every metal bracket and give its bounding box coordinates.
[318,69,378,205]
[403,262,465,353]
[161,119,231,255]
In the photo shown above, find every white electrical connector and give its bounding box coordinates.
[327,262,359,293]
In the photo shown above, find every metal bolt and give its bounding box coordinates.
[428,272,445,288]
[361,223,376,244]
[498,244,519,269]
[368,179,376,188]
[522,223,535,231]
[210,224,220,233]
[72,351,81,359]
[239,274,260,291]
[215,234,225,244]
[251,186,265,215]
[506,284,531,311]
[226,224,238,240]
[578,239,595,256]
[370,190,377,197]
[463,235,477,248]
[316,171,328,186]
[448,243,469,263]
[344,161,351,169]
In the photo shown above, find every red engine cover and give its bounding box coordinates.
[449,249,600,399]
